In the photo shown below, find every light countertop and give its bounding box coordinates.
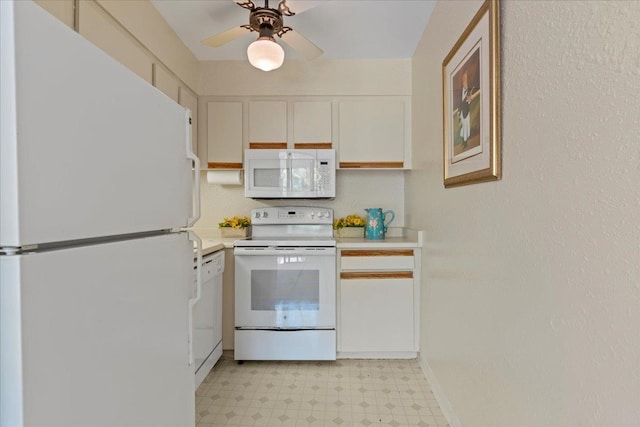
[189,227,245,258]
[334,228,423,248]
[189,227,423,256]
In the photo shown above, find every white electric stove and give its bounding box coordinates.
[234,206,336,361]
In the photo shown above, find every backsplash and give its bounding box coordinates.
[196,169,405,228]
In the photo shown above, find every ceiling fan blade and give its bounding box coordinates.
[281,29,323,60]
[201,26,251,48]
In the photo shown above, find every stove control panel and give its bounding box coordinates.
[250,207,333,225]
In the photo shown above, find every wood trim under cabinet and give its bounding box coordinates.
[341,249,414,257]
[339,162,404,169]
[293,143,332,149]
[208,162,243,169]
[340,271,414,280]
[249,142,287,149]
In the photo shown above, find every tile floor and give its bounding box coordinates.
[195,354,450,427]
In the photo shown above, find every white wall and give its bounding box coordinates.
[198,170,405,229]
[197,59,410,229]
[199,59,411,96]
[407,1,640,426]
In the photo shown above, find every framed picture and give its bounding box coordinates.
[442,0,501,188]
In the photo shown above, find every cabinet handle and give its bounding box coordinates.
[340,271,413,279]
[341,249,414,257]
[293,142,332,149]
[339,162,404,169]
[249,142,287,149]
[208,162,243,169]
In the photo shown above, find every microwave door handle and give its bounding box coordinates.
[286,152,292,193]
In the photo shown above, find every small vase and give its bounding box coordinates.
[337,227,364,238]
[219,227,250,238]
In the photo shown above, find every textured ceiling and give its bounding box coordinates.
[151,0,436,61]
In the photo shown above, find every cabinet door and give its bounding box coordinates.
[153,63,180,103]
[340,276,414,352]
[34,0,74,28]
[338,99,405,168]
[179,87,198,155]
[248,100,287,149]
[78,1,152,83]
[207,101,243,169]
[292,101,332,149]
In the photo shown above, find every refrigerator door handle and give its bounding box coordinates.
[188,231,202,366]
[185,110,201,227]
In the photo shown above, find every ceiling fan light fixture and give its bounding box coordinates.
[247,36,285,72]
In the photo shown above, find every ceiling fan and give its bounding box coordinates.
[201,0,323,72]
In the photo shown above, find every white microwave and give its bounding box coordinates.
[244,149,336,199]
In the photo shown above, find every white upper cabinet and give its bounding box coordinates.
[292,101,332,149]
[207,101,244,169]
[201,96,411,169]
[153,64,180,103]
[179,87,198,155]
[338,98,408,168]
[34,0,74,28]
[78,1,153,84]
[248,101,287,149]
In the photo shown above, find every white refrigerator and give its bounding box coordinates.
[1,1,201,426]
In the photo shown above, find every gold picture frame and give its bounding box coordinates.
[442,0,501,188]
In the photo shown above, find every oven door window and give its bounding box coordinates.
[251,270,319,311]
[235,253,336,328]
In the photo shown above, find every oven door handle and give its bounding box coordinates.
[234,247,336,256]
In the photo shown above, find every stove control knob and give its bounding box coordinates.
[262,211,268,218]
[254,212,261,219]
[310,212,316,218]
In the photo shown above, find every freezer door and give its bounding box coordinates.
[0,1,195,247]
[0,233,195,427]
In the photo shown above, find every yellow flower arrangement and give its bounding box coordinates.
[333,213,366,230]
[218,216,251,229]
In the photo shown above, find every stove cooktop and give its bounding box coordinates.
[236,207,335,248]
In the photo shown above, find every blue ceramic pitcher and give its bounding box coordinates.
[364,208,395,240]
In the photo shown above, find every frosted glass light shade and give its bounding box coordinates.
[247,38,285,71]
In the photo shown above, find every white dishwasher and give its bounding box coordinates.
[193,250,224,389]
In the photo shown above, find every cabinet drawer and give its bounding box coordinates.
[340,249,414,271]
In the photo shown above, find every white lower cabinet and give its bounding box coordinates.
[337,248,419,358]
[340,277,414,352]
